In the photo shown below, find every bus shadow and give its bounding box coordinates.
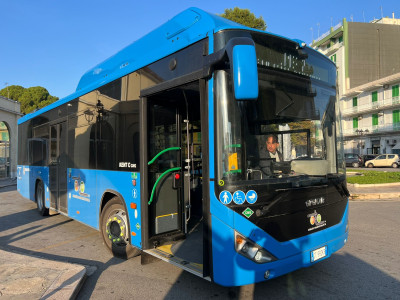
[162,250,400,299]
[0,196,128,299]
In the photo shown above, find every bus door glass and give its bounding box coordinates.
[49,122,68,213]
[147,99,184,237]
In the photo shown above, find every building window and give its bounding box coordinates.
[339,36,343,43]
[330,54,336,63]
[372,91,378,102]
[372,114,379,126]
[393,110,400,130]
[392,85,399,98]
[353,117,358,128]
[353,97,358,107]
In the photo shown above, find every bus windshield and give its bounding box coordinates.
[215,36,345,185]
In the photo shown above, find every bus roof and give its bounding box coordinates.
[18,7,303,125]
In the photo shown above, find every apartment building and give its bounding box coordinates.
[341,74,400,154]
[311,15,400,155]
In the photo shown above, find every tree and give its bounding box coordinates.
[220,7,266,30]
[0,85,58,114]
[0,85,25,101]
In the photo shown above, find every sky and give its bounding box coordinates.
[1,0,399,99]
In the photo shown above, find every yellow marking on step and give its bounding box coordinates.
[156,212,178,219]
[156,244,173,255]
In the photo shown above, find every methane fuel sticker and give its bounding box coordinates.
[242,207,254,218]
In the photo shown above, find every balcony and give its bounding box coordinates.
[342,96,400,117]
[343,123,400,137]
[324,42,343,56]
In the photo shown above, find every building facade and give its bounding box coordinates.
[311,16,400,155]
[0,95,22,178]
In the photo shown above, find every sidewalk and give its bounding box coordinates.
[0,249,86,300]
[0,179,87,299]
[347,182,400,200]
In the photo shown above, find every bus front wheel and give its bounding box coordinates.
[36,181,49,216]
[100,197,141,259]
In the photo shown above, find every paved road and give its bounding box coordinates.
[1,186,399,299]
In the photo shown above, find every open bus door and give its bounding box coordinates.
[141,82,207,278]
[146,98,186,238]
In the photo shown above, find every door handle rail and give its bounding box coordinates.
[148,167,181,205]
[148,147,181,165]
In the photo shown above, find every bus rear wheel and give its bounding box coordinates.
[100,197,140,259]
[36,181,49,216]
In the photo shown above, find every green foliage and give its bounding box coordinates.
[220,7,266,30]
[347,170,400,184]
[0,85,25,101]
[0,85,58,114]
[288,120,316,147]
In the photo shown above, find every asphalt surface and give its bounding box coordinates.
[0,180,399,299]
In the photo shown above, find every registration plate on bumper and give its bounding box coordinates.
[311,246,327,262]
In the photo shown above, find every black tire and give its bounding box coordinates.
[392,163,398,168]
[367,163,374,168]
[352,162,359,168]
[100,197,141,259]
[36,181,49,216]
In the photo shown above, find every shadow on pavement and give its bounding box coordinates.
[0,187,127,299]
[161,251,400,299]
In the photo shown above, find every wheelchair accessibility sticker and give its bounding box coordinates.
[233,190,246,205]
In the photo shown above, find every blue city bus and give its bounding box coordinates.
[17,8,349,286]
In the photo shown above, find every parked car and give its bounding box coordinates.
[362,154,378,163]
[345,153,363,168]
[364,154,400,168]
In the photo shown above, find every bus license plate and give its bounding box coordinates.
[311,246,327,262]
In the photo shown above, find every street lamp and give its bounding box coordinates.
[356,129,369,155]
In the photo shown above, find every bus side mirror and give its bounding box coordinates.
[232,45,259,100]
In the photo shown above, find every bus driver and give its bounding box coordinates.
[265,134,283,162]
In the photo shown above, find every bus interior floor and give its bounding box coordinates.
[156,217,203,266]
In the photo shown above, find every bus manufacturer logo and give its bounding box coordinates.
[305,197,325,207]
[307,210,326,231]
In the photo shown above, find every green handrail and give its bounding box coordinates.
[148,147,181,165]
[148,167,181,205]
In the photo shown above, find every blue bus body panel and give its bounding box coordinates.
[67,169,98,229]
[67,169,142,248]
[95,170,142,248]
[211,199,349,286]
[17,165,50,208]
[17,166,142,249]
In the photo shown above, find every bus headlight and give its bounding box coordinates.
[234,231,277,264]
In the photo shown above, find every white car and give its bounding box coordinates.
[364,154,400,168]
